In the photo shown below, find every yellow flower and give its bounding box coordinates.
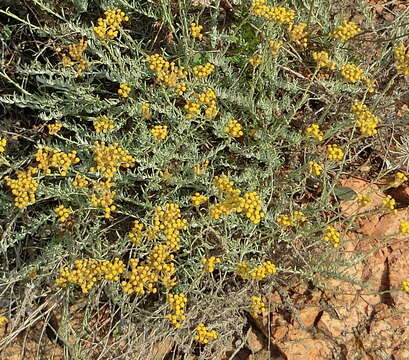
[150,125,168,141]
[312,51,336,70]
[55,205,72,223]
[193,63,215,78]
[249,54,263,67]
[287,22,308,48]
[340,64,364,83]
[194,323,218,344]
[192,193,208,207]
[330,21,361,40]
[351,100,381,137]
[250,296,266,317]
[118,83,131,98]
[0,137,7,152]
[401,279,409,294]
[399,220,409,234]
[382,195,397,214]
[323,225,341,248]
[94,116,114,133]
[48,122,63,135]
[394,43,409,76]
[305,124,324,141]
[225,120,244,137]
[326,144,344,161]
[308,161,323,175]
[201,256,221,273]
[93,9,129,40]
[190,22,204,39]
[269,40,283,57]
[356,194,371,206]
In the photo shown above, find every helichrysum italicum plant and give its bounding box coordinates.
[382,195,397,214]
[2,0,407,354]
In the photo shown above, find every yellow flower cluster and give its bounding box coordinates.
[174,82,187,95]
[276,210,307,227]
[141,103,152,119]
[56,258,125,293]
[184,101,201,118]
[269,40,283,57]
[323,226,341,248]
[330,21,361,40]
[356,194,371,206]
[72,174,89,188]
[90,180,117,218]
[193,160,209,175]
[5,167,39,208]
[249,54,263,67]
[308,161,323,175]
[242,192,264,224]
[0,137,7,152]
[394,43,409,76]
[340,64,364,83]
[0,315,7,327]
[326,144,344,161]
[209,176,265,224]
[192,193,208,206]
[55,205,72,223]
[128,220,144,244]
[201,256,221,273]
[194,324,218,344]
[196,88,219,119]
[225,120,244,138]
[237,261,276,280]
[351,101,381,137]
[151,125,168,141]
[90,141,135,179]
[312,51,336,70]
[190,22,203,39]
[145,54,187,90]
[121,258,158,295]
[122,203,187,294]
[61,38,90,74]
[166,293,188,328]
[150,203,188,249]
[48,122,63,135]
[250,296,266,317]
[251,0,296,24]
[382,195,397,214]
[401,280,409,294]
[35,147,80,176]
[399,220,409,234]
[94,116,114,133]
[306,124,324,141]
[394,172,408,186]
[118,83,131,98]
[93,9,129,40]
[287,22,308,48]
[193,63,215,78]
